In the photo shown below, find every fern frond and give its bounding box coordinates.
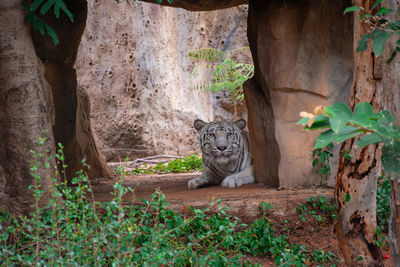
[233,63,254,79]
[188,48,227,62]
[24,0,74,46]
[188,46,253,117]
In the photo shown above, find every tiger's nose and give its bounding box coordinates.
[217,146,227,151]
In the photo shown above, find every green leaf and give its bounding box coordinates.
[330,102,352,117]
[351,113,372,128]
[382,141,400,177]
[353,102,374,116]
[305,120,331,131]
[297,117,310,126]
[388,49,398,63]
[372,30,392,56]
[330,117,346,133]
[32,16,45,35]
[303,115,330,130]
[336,127,362,143]
[315,130,336,149]
[344,6,361,14]
[344,193,351,203]
[357,34,373,52]
[372,0,384,9]
[40,0,55,15]
[313,115,329,124]
[57,1,74,22]
[357,133,382,148]
[45,24,59,46]
[376,7,392,16]
[381,110,396,124]
[328,103,352,133]
[30,0,46,12]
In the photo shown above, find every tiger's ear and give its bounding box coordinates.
[234,119,246,130]
[194,119,207,132]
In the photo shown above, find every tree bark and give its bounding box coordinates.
[334,0,384,265]
[376,1,400,264]
[0,0,57,214]
[389,180,400,265]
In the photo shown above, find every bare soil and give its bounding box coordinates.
[91,172,393,266]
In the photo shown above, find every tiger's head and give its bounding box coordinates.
[194,119,246,165]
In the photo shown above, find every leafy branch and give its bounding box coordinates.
[188,47,254,119]
[24,0,173,46]
[24,0,74,46]
[344,0,400,62]
[298,102,400,178]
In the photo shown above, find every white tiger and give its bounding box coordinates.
[188,119,255,189]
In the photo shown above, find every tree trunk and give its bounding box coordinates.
[31,0,112,179]
[376,1,400,264]
[0,0,57,214]
[334,0,384,265]
[389,180,400,265]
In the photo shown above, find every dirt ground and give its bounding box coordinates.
[92,172,393,266]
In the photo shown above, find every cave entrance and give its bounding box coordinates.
[75,0,353,189]
[75,2,253,181]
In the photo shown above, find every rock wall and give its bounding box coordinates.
[247,0,353,186]
[77,0,354,187]
[76,1,249,161]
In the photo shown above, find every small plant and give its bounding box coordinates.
[296,195,337,224]
[312,143,334,185]
[376,174,391,248]
[377,175,391,228]
[310,249,337,265]
[128,153,203,175]
[188,47,254,119]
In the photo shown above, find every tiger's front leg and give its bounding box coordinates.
[221,166,255,188]
[188,172,219,189]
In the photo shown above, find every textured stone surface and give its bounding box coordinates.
[0,0,57,213]
[77,0,355,187]
[140,0,247,11]
[76,1,249,161]
[247,0,353,186]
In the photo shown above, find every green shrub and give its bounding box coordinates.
[0,142,337,266]
[129,154,203,175]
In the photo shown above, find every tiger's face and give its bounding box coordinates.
[194,119,246,165]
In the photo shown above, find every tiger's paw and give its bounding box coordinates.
[221,176,241,188]
[188,178,202,189]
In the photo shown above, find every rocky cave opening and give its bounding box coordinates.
[74,2,253,172]
[72,0,354,188]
